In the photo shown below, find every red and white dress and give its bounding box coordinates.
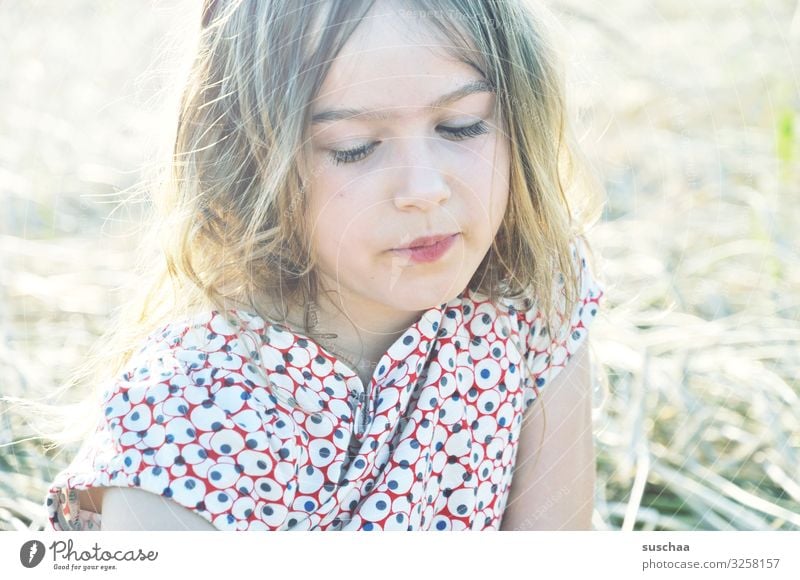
[45,236,605,531]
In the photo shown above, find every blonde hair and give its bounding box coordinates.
[16,0,604,451]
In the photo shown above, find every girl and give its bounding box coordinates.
[43,0,606,531]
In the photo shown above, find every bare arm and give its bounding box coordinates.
[500,339,596,530]
[99,487,217,531]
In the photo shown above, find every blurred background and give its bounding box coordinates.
[1,0,798,531]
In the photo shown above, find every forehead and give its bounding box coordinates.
[312,3,486,116]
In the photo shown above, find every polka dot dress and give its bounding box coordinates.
[45,236,605,531]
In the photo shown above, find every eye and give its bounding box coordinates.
[328,120,490,166]
[329,142,377,166]
[439,120,490,140]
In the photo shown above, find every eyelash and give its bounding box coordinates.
[328,121,489,166]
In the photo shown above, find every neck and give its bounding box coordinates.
[298,286,422,379]
[242,283,424,381]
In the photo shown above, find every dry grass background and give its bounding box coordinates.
[1,0,798,531]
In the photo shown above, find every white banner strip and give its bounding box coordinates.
[1,531,798,579]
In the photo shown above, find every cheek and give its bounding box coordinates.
[306,176,350,237]
[467,143,510,232]
[307,166,384,240]
[491,181,510,228]
[306,192,371,271]
[488,141,511,226]
[306,163,369,215]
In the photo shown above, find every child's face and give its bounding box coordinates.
[305,2,510,316]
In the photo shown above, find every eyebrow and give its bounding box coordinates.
[311,79,495,125]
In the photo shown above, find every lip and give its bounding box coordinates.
[390,233,459,264]
[393,233,460,250]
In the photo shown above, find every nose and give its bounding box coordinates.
[391,137,452,211]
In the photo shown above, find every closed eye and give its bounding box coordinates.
[328,120,490,166]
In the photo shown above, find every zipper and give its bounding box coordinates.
[358,380,370,435]
[346,366,375,437]
[347,378,369,438]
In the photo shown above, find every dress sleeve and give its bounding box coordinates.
[44,316,291,531]
[515,235,605,415]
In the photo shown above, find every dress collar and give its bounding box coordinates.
[227,296,455,398]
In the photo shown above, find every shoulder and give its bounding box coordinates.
[455,287,521,345]
[103,308,275,437]
[140,308,267,360]
[490,235,605,405]
[47,308,291,531]
[494,235,604,328]
[112,308,271,392]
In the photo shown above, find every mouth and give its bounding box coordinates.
[389,233,460,264]
[393,233,460,251]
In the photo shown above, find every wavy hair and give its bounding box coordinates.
[18,0,604,450]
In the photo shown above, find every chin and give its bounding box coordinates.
[385,279,466,311]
